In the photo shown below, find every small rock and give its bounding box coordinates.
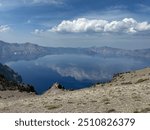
[0,84,4,90]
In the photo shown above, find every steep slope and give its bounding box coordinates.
[0,63,36,100]
[0,63,22,82]
[0,67,150,113]
[0,74,35,92]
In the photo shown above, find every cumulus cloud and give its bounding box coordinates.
[0,25,10,32]
[51,18,150,34]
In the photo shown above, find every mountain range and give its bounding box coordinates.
[0,40,150,63]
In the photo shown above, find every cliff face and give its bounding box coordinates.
[0,74,35,93]
[0,63,36,93]
[0,63,22,82]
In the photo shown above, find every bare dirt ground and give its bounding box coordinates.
[0,68,150,113]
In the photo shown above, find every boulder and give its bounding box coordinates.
[44,82,65,95]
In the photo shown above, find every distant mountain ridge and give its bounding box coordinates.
[0,40,150,62]
[0,40,50,62]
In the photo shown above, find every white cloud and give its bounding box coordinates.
[137,4,150,13]
[32,29,44,34]
[0,25,10,32]
[136,21,150,31]
[51,18,150,34]
[31,0,63,4]
[0,0,63,9]
[27,20,31,24]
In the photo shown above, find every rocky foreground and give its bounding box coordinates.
[0,68,150,113]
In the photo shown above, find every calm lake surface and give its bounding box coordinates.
[6,54,150,94]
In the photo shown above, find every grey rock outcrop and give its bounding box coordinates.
[0,63,22,82]
[44,83,65,95]
[0,74,35,93]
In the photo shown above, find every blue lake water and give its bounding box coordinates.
[6,54,150,94]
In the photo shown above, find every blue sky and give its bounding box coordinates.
[0,0,150,49]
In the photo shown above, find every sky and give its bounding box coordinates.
[0,0,150,49]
